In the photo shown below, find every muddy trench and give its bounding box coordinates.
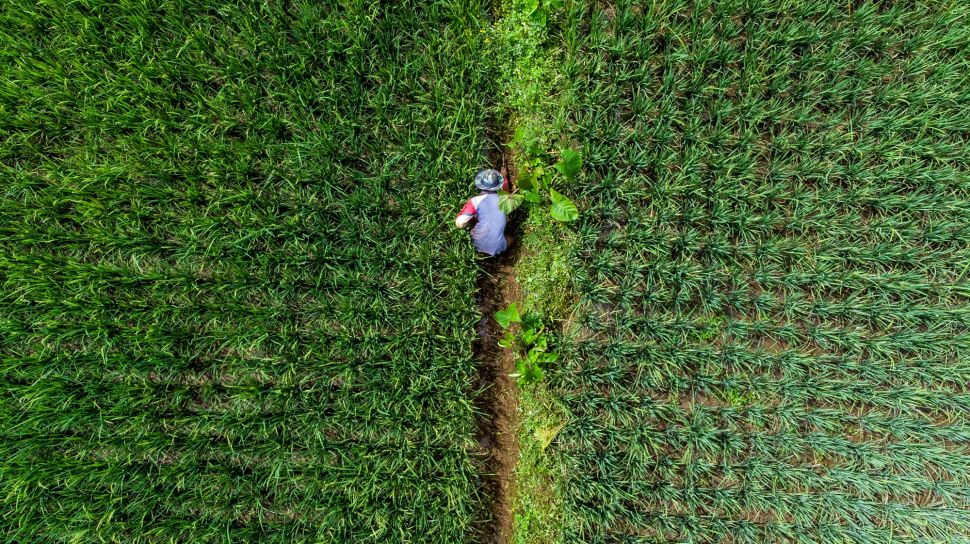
[470,148,523,544]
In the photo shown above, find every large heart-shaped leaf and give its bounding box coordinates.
[550,189,579,222]
[516,169,537,192]
[494,303,521,329]
[554,148,582,180]
[522,190,541,203]
[498,190,524,214]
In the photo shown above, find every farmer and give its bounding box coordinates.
[455,168,512,256]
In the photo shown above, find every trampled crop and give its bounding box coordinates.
[0,1,493,542]
[546,0,970,541]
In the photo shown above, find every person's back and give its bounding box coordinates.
[469,192,506,255]
[455,169,512,256]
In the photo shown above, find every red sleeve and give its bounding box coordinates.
[502,178,510,192]
[458,199,477,217]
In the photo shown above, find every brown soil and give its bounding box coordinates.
[470,152,523,544]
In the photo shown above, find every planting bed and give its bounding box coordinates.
[548,1,970,541]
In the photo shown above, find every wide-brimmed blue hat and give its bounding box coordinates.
[474,169,505,191]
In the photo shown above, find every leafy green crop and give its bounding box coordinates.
[548,189,578,222]
[543,0,970,542]
[512,0,564,27]
[495,304,559,384]
[0,1,493,542]
[500,147,581,221]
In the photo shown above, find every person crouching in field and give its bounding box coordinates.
[455,168,513,256]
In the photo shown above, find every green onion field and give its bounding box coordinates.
[550,1,970,541]
[2,0,969,543]
[1,1,490,541]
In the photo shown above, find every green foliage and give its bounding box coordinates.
[516,212,577,321]
[724,388,757,409]
[495,306,558,384]
[0,0,493,542]
[504,146,582,222]
[549,189,579,222]
[512,382,571,544]
[495,302,523,329]
[487,3,558,148]
[553,148,582,181]
[499,189,525,214]
[513,0,562,27]
[546,0,970,542]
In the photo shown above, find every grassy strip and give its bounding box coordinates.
[510,382,570,544]
[487,2,581,542]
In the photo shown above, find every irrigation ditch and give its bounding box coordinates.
[470,149,523,544]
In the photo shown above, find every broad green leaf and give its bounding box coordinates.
[494,303,521,329]
[527,347,542,364]
[554,148,582,180]
[550,189,579,222]
[514,358,527,377]
[498,190,524,214]
[522,0,539,14]
[517,169,537,192]
[535,423,564,449]
[522,363,544,383]
[498,331,516,349]
[539,351,559,364]
[522,190,541,203]
[520,327,541,346]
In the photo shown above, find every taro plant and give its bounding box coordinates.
[512,0,564,26]
[495,303,559,383]
[499,146,581,222]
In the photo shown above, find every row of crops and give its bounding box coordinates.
[1,1,493,541]
[546,0,970,541]
[3,0,970,542]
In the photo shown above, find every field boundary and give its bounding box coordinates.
[478,2,580,542]
[470,155,524,544]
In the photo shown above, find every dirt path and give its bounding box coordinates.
[471,154,523,544]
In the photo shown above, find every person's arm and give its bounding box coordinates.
[501,166,510,192]
[455,198,477,228]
